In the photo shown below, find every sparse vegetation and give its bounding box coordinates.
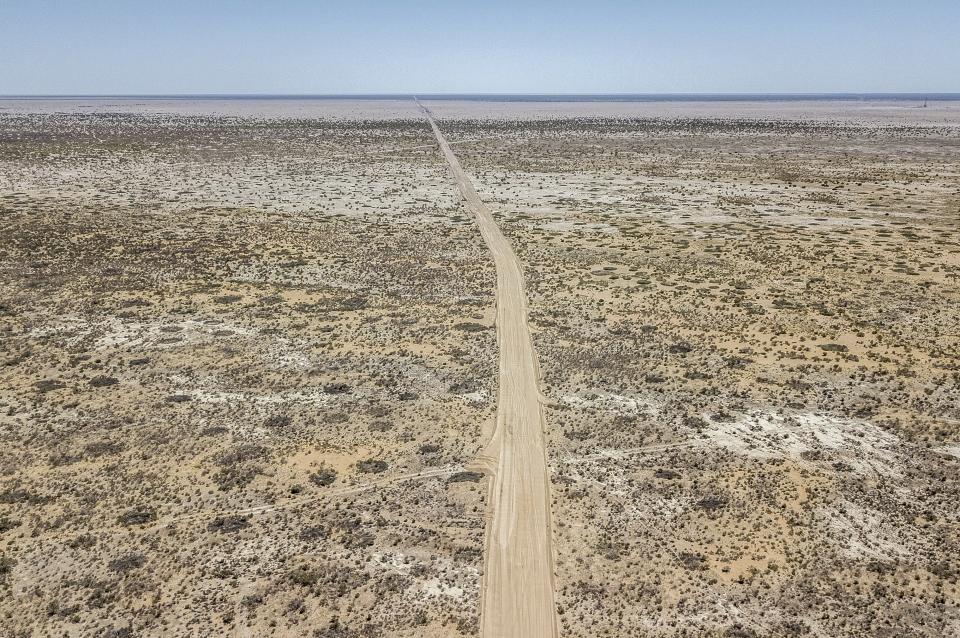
[0,98,956,637]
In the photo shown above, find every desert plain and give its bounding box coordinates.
[0,97,958,637]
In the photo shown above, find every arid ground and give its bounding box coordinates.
[1,97,958,637]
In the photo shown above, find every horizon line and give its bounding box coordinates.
[3,92,960,100]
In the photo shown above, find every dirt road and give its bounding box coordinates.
[417,99,559,638]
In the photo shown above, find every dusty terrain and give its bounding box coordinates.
[1,97,959,637]
[433,102,960,637]
[0,101,495,637]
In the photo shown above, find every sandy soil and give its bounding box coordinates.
[1,97,958,637]
[0,108,494,637]
[428,104,960,637]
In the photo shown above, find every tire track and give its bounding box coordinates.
[417,98,559,638]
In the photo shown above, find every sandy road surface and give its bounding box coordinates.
[417,99,560,638]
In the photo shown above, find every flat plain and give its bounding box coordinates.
[1,97,958,637]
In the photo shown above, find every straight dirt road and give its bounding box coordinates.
[417,99,560,638]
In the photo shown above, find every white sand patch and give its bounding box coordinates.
[460,389,492,405]
[663,212,740,226]
[539,219,618,234]
[561,392,659,415]
[25,316,91,343]
[935,443,960,459]
[370,552,414,573]
[705,410,904,478]
[421,578,466,600]
[824,501,913,561]
[91,317,253,349]
[190,388,332,407]
[28,315,256,350]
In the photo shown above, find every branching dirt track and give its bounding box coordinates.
[417,99,560,638]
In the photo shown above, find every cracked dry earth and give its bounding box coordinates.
[1,98,959,637]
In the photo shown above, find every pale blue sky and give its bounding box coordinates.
[2,0,959,94]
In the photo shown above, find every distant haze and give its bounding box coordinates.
[3,0,959,95]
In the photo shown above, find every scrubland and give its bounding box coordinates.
[1,98,958,636]
[1,107,494,637]
[441,111,960,637]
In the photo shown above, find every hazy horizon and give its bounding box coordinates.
[4,93,960,100]
[3,1,959,95]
